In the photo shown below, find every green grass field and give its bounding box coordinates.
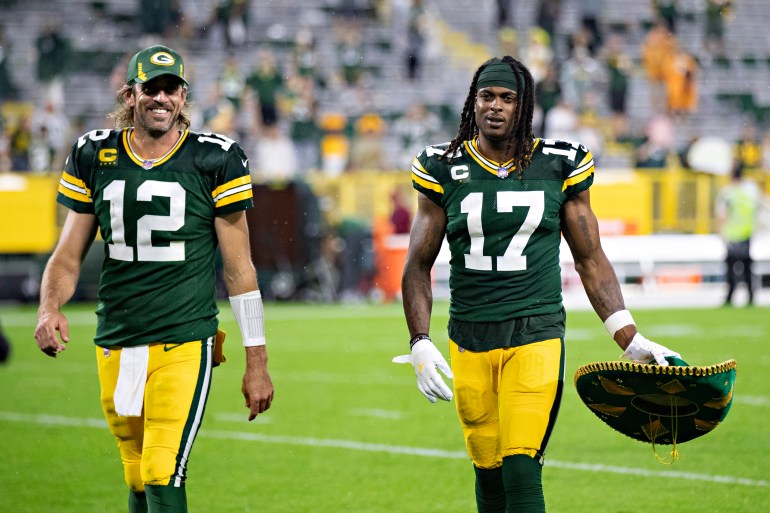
[0,301,768,513]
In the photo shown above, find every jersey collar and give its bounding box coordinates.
[464,137,542,177]
[464,137,516,176]
[123,128,189,169]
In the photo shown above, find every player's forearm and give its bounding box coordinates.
[401,194,445,338]
[215,211,259,296]
[575,257,637,349]
[576,259,625,317]
[38,257,81,314]
[222,262,259,297]
[402,263,434,337]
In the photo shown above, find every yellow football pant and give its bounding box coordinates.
[96,338,214,491]
[450,338,564,469]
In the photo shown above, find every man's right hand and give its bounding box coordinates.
[34,310,69,358]
[393,338,454,403]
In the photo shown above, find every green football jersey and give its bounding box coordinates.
[411,137,595,350]
[57,128,254,347]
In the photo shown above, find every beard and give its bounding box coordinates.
[135,108,177,138]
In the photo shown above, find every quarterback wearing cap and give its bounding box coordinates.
[34,45,274,512]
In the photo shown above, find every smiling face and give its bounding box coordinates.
[474,86,517,144]
[127,75,187,138]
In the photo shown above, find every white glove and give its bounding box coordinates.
[621,333,680,367]
[393,338,454,403]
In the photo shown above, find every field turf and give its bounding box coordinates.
[0,301,768,512]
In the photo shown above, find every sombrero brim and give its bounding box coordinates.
[574,358,737,445]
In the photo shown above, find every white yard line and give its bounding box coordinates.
[0,411,766,488]
[735,395,770,407]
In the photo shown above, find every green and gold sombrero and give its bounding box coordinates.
[574,357,737,455]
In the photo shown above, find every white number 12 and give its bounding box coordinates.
[103,180,186,262]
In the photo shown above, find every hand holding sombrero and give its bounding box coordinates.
[574,311,737,462]
[575,339,736,460]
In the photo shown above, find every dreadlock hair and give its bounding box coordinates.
[442,56,536,178]
[108,83,192,131]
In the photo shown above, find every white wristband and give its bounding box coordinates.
[604,309,634,337]
[229,290,266,347]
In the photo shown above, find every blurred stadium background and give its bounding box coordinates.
[1,2,770,512]
[0,0,769,306]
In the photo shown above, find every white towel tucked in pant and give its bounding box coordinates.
[113,345,149,417]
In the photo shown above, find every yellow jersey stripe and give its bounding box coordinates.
[58,183,92,203]
[562,164,594,191]
[59,171,92,202]
[413,172,444,194]
[567,154,594,180]
[411,161,439,185]
[577,151,593,169]
[212,175,252,200]
[60,171,90,194]
[216,189,253,208]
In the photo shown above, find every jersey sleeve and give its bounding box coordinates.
[562,144,595,198]
[56,136,97,214]
[211,141,254,216]
[411,145,446,206]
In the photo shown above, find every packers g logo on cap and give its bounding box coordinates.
[149,52,175,66]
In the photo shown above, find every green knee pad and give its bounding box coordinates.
[502,454,545,513]
[144,484,187,513]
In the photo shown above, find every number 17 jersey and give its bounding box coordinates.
[411,137,594,350]
[57,128,254,347]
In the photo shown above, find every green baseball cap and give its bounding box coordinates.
[126,45,188,86]
[574,357,737,448]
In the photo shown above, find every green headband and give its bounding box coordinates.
[476,63,519,91]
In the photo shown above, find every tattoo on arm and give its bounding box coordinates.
[577,214,595,255]
[594,280,624,315]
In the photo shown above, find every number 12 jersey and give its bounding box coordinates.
[57,128,254,347]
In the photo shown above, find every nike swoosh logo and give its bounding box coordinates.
[242,158,249,168]
[163,343,184,352]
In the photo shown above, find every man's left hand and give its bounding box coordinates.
[242,346,274,420]
[621,333,680,366]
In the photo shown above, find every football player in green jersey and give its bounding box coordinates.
[34,45,274,513]
[394,56,680,512]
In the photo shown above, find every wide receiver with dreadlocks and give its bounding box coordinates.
[394,56,680,512]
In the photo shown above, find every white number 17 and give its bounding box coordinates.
[460,190,544,271]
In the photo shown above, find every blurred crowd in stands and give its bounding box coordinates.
[2,0,769,178]
[0,0,451,181]
[1,0,769,301]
